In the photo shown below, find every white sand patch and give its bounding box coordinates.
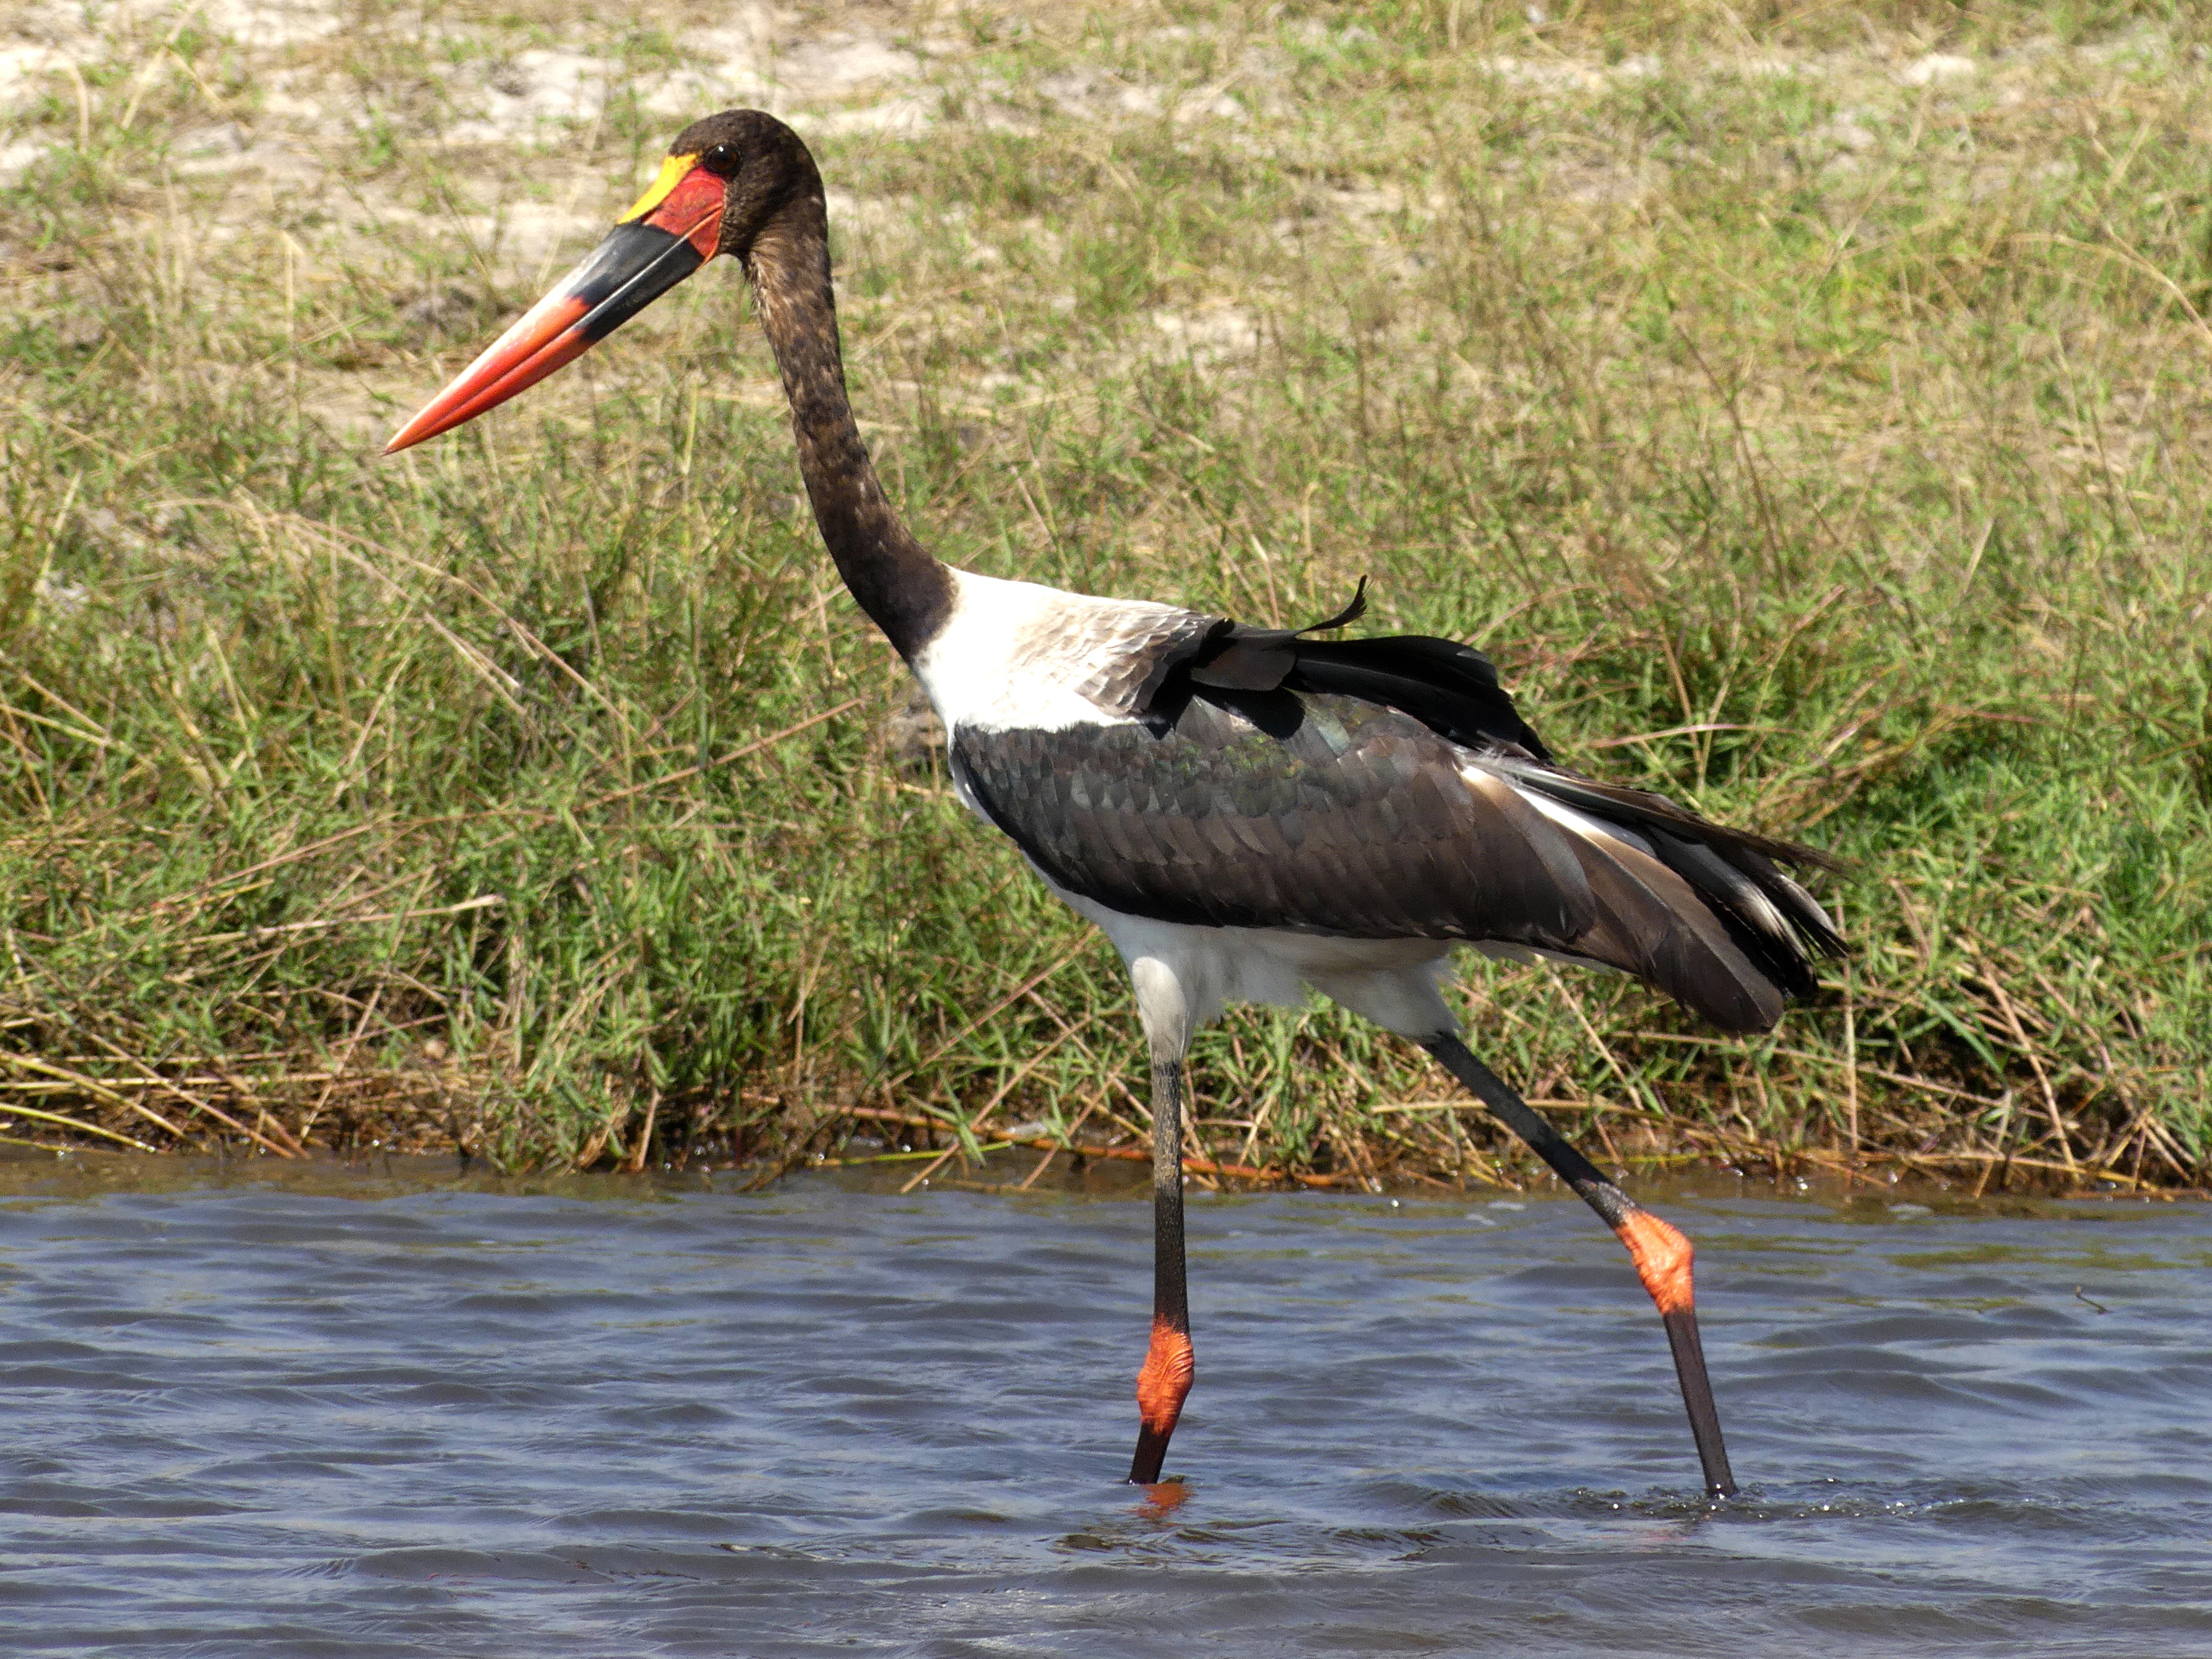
[257,71,335,126]
[444,48,616,145]
[643,12,772,118]
[1818,114,1878,152]
[0,41,71,116]
[1151,304,1260,362]
[778,36,919,95]
[202,134,319,183]
[1284,18,1376,49]
[191,0,343,47]
[644,69,766,119]
[0,137,52,184]
[1034,66,1244,124]
[1900,53,1976,86]
[644,15,930,128]
[364,191,609,285]
[680,17,771,68]
[1475,53,1658,93]
[169,119,250,166]
[1731,56,1808,78]
[459,198,607,276]
[813,93,938,136]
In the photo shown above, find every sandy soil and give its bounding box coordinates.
[4,0,2193,440]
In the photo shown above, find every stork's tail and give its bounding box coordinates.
[1173,603,1847,1032]
[1496,761,1847,1034]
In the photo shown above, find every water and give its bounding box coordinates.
[3,1152,2209,1657]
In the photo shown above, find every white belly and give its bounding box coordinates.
[1045,874,1458,1048]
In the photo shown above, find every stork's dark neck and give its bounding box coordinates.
[745,196,953,660]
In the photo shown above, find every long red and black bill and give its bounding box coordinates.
[384,154,726,454]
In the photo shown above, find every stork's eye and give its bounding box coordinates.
[700,143,740,176]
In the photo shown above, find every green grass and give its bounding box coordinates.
[2,0,2208,1187]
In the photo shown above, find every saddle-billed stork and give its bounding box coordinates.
[387,110,1844,1500]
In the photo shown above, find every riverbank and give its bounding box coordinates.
[3,0,2208,1189]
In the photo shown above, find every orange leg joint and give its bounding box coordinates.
[1128,1316,1195,1483]
[1616,1208,1695,1317]
[1135,1317,1195,1438]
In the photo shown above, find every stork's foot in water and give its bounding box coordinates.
[1418,1033,1739,1499]
[1128,1047,1196,1484]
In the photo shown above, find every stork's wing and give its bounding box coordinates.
[951,684,1834,1034]
[956,689,1586,941]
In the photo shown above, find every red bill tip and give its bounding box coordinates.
[384,291,592,455]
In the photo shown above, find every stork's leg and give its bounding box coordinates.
[1128,1046,1193,1484]
[1419,1033,1738,1499]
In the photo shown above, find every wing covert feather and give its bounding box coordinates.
[952,692,1591,944]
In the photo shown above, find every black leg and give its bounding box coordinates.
[1128,1052,1193,1484]
[1420,1034,1738,1499]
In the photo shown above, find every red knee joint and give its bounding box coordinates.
[1617,1209,1695,1316]
[1135,1317,1195,1436]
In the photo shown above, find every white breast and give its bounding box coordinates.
[910,569,1204,735]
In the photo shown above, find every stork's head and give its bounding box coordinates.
[384,110,817,454]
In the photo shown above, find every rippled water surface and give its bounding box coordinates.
[4,1153,2210,1657]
